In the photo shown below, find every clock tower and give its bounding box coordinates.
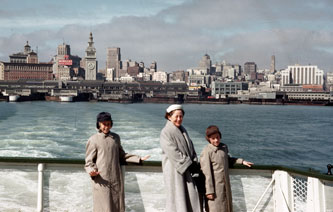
[85,32,97,80]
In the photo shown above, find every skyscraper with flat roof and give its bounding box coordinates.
[106,47,121,79]
[198,54,211,74]
[271,55,276,73]
[244,62,257,81]
[57,43,71,56]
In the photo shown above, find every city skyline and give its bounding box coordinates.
[1,0,333,72]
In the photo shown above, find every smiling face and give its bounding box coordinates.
[208,133,221,147]
[168,109,184,127]
[99,121,112,134]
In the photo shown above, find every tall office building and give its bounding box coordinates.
[85,32,97,80]
[198,54,212,74]
[270,55,275,73]
[281,65,324,86]
[53,43,71,78]
[106,47,121,79]
[244,62,257,80]
[57,43,71,56]
[150,61,157,71]
[53,43,82,80]
[244,62,257,75]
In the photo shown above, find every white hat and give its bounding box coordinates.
[166,104,183,113]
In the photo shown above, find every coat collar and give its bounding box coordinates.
[165,120,184,131]
[97,131,114,138]
[207,142,227,152]
[165,120,195,158]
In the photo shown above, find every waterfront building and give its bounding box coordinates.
[257,73,265,81]
[281,64,324,86]
[221,61,242,79]
[211,81,248,97]
[138,72,152,81]
[286,91,330,101]
[152,71,168,83]
[0,62,53,81]
[122,59,130,71]
[188,74,210,88]
[84,32,97,80]
[106,68,115,81]
[128,65,141,77]
[128,60,137,68]
[280,84,324,92]
[106,47,121,79]
[187,68,207,76]
[327,72,333,84]
[118,69,128,78]
[213,63,222,76]
[9,41,38,64]
[223,67,236,79]
[266,73,277,83]
[325,72,333,91]
[0,42,53,81]
[170,70,188,83]
[119,75,135,82]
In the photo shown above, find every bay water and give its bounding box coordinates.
[1,101,332,173]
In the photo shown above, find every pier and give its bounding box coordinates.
[1,80,333,105]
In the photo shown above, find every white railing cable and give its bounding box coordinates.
[37,163,45,212]
[251,177,275,212]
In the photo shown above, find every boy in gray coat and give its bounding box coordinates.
[200,125,253,212]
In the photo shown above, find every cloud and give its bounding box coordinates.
[1,0,333,72]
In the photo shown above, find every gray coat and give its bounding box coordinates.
[160,120,201,212]
[85,131,141,212]
[200,143,243,212]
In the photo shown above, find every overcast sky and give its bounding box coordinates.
[1,0,333,72]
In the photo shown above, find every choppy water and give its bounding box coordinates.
[0,101,333,173]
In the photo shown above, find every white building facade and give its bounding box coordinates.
[281,65,324,86]
[152,71,168,83]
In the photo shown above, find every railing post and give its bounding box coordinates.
[273,170,293,212]
[37,163,44,212]
[306,177,326,212]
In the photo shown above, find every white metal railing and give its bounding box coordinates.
[0,159,332,212]
[37,163,44,212]
[251,170,332,212]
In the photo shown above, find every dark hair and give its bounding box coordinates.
[164,109,185,120]
[205,125,222,142]
[96,112,113,129]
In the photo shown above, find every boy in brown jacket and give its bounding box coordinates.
[200,125,253,212]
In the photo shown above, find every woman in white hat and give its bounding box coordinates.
[160,104,202,212]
